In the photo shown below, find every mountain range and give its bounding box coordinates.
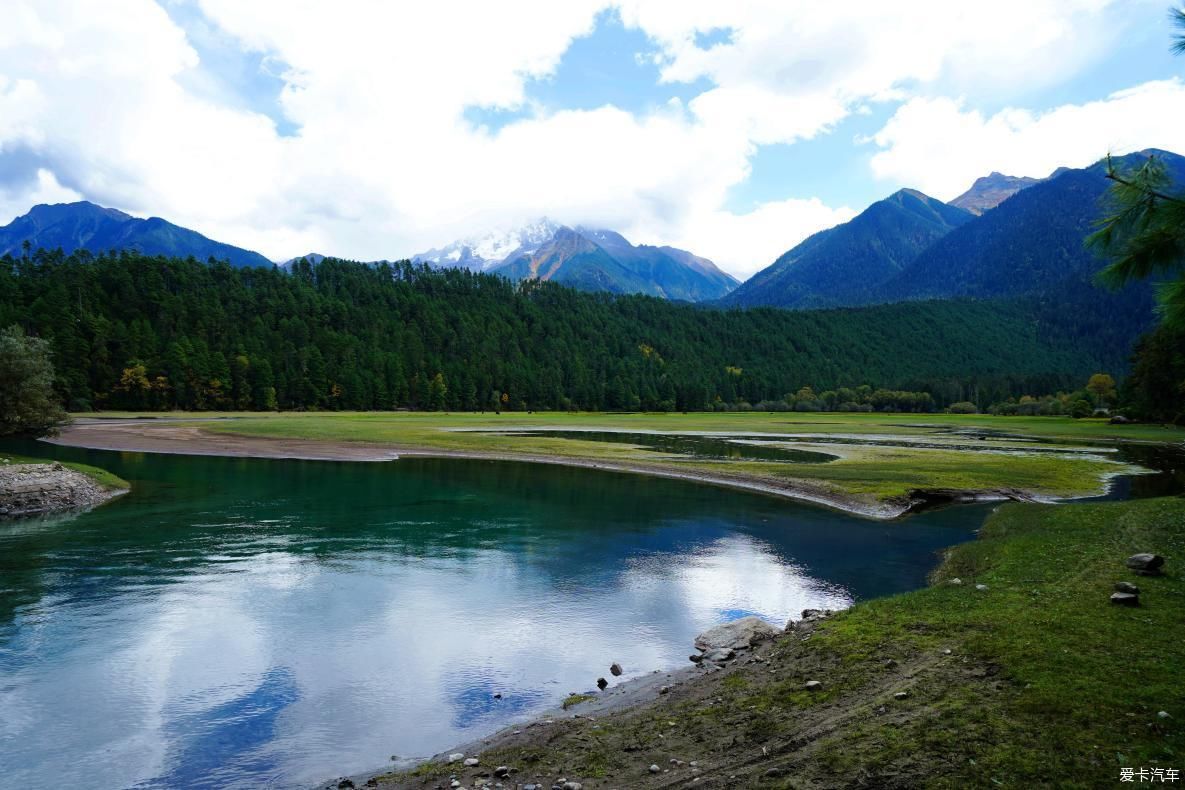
[2,149,1180,341]
[412,220,739,302]
[0,201,272,269]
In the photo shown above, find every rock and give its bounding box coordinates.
[701,647,735,663]
[562,782,582,790]
[688,653,703,664]
[659,685,671,694]
[450,781,461,789]
[1110,415,1133,424]
[975,584,989,591]
[649,764,661,773]
[493,766,511,778]
[1126,553,1165,576]
[596,677,608,690]
[801,608,832,621]
[884,659,898,669]
[463,757,479,767]
[804,680,823,691]
[1110,591,1140,607]
[765,767,787,778]
[894,691,908,700]
[610,662,623,676]
[448,753,464,763]
[1159,711,1171,719]
[694,616,780,652]
[0,463,122,519]
[493,692,502,699]
[338,781,355,789]
[366,780,377,788]
[948,578,963,586]
[1114,581,1140,594]
[942,648,952,656]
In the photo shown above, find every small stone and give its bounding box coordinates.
[1110,591,1140,607]
[450,782,461,789]
[366,780,378,788]
[804,680,823,691]
[884,658,898,668]
[688,653,704,664]
[1126,553,1165,575]
[1114,581,1140,594]
[596,677,608,690]
[1158,711,1171,719]
[649,764,661,773]
[942,648,952,655]
[338,781,355,789]
[894,691,908,700]
[463,757,480,767]
[975,584,988,591]
[448,753,464,763]
[493,766,512,778]
[610,662,623,676]
[562,782,582,790]
[689,761,698,767]
[493,692,502,699]
[765,767,787,778]
[659,685,671,694]
[948,577,963,586]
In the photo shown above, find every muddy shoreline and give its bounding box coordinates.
[43,420,1043,520]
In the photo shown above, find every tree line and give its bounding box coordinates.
[0,250,1102,415]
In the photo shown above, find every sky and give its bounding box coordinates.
[2,1,1185,279]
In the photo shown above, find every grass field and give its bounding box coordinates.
[70,411,1184,512]
[386,496,1185,789]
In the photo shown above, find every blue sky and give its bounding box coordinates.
[3,1,1185,277]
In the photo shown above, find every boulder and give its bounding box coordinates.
[694,616,779,652]
[609,662,623,676]
[463,757,479,767]
[447,753,464,763]
[1126,553,1165,576]
[596,677,608,690]
[1110,591,1140,607]
[1114,581,1140,594]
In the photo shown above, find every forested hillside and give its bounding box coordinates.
[721,189,971,309]
[0,250,1101,412]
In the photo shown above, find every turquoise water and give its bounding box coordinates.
[0,442,991,788]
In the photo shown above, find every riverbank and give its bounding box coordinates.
[49,412,1168,520]
[0,453,129,518]
[358,496,1184,789]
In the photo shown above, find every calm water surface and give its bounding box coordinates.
[0,442,994,789]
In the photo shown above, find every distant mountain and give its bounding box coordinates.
[881,150,1185,303]
[0,201,273,268]
[280,252,328,267]
[413,218,563,272]
[721,189,972,309]
[413,220,738,302]
[949,172,1042,215]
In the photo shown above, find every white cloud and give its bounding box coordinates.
[0,0,1164,278]
[869,79,1185,200]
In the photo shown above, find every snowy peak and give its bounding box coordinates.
[412,217,562,271]
[411,219,737,302]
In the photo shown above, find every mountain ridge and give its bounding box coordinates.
[0,201,273,269]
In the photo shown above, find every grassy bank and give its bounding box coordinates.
[0,451,130,491]
[70,411,1181,509]
[382,496,1184,789]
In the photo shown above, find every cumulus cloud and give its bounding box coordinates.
[869,79,1185,199]
[0,0,1164,277]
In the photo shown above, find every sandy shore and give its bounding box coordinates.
[46,420,939,519]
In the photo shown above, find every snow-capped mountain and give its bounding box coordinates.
[411,219,738,302]
[412,218,562,272]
